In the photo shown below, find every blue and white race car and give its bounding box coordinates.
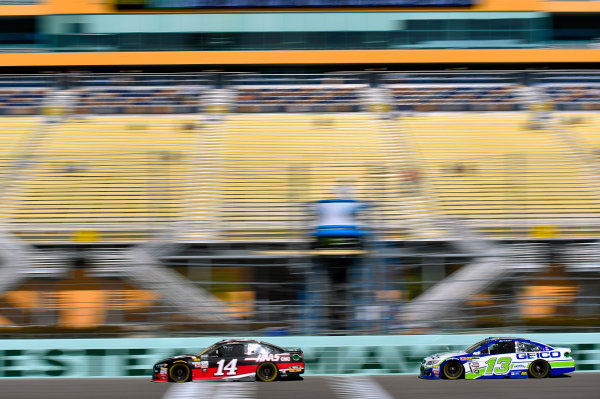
[420,337,575,380]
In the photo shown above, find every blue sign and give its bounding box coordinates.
[115,1,477,9]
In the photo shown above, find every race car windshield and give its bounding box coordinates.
[199,343,220,355]
[465,339,490,353]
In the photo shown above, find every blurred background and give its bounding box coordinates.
[0,0,599,344]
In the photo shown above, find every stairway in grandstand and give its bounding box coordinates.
[90,243,232,322]
[375,115,447,239]
[0,116,41,182]
[0,230,32,296]
[557,112,600,167]
[397,113,600,238]
[0,115,44,241]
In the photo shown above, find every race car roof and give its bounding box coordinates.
[214,339,286,350]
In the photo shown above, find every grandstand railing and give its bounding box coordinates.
[0,74,56,88]
[381,71,523,85]
[234,85,366,113]
[223,73,371,86]
[76,73,214,87]
[531,70,600,85]
[4,71,600,115]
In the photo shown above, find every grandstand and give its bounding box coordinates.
[2,72,600,243]
[0,0,599,336]
[5,115,200,242]
[399,112,600,237]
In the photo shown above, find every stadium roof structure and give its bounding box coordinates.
[2,1,600,68]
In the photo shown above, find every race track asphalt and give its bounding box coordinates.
[0,373,597,399]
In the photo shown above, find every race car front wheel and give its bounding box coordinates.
[529,360,550,378]
[442,361,464,380]
[256,362,278,382]
[169,362,191,383]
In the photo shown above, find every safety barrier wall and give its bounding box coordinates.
[0,333,599,378]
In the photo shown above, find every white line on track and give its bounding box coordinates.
[328,376,395,399]
[161,382,256,399]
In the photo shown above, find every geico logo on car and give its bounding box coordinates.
[515,351,561,359]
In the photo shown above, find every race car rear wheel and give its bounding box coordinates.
[529,360,550,378]
[169,362,191,383]
[442,360,464,380]
[256,362,278,382]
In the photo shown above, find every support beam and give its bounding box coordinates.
[91,242,232,323]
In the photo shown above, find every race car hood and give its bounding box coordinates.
[422,351,465,365]
[156,354,196,364]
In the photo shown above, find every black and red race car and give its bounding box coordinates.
[152,339,305,382]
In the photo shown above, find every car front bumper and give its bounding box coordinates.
[419,364,441,379]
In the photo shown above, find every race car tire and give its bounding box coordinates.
[256,362,279,382]
[529,360,550,378]
[169,362,191,382]
[442,360,464,380]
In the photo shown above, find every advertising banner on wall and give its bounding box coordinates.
[0,334,598,378]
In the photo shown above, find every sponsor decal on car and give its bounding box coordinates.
[192,361,209,369]
[245,353,291,362]
[516,351,561,359]
[469,361,480,372]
